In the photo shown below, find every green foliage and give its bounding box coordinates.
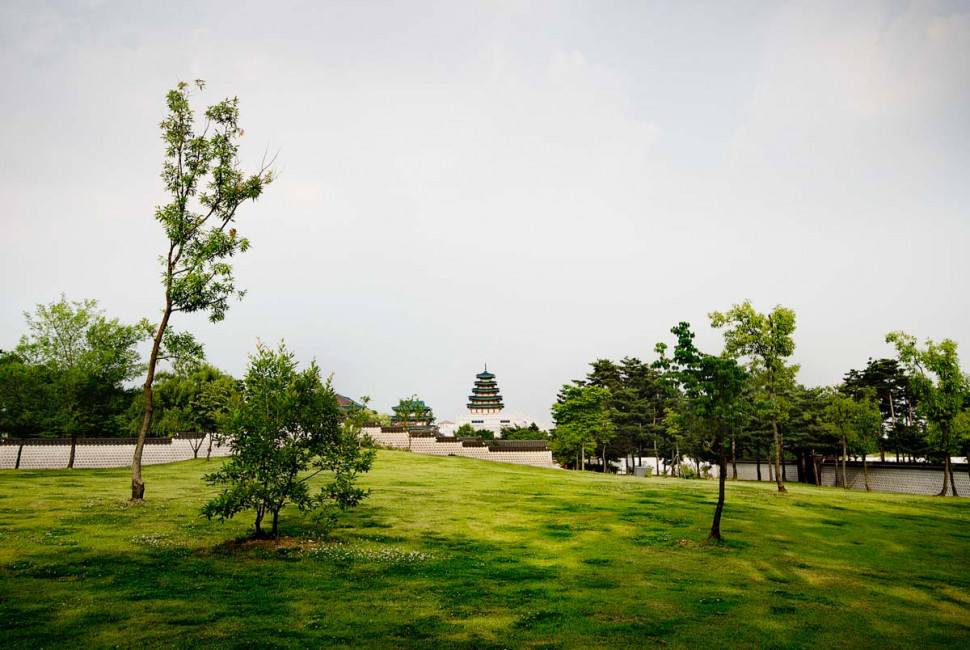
[710,301,798,491]
[454,423,496,441]
[154,80,272,324]
[821,391,862,450]
[474,428,495,441]
[202,343,374,537]
[500,423,550,440]
[709,300,798,422]
[124,365,239,437]
[0,297,143,439]
[454,423,477,438]
[392,395,434,426]
[17,294,144,383]
[133,80,274,499]
[844,358,920,459]
[657,322,749,457]
[582,357,674,464]
[887,332,966,494]
[551,384,615,468]
[887,333,966,444]
[656,322,748,539]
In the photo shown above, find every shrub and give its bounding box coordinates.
[202,342,374,537]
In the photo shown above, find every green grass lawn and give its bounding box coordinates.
[1,451,968,648]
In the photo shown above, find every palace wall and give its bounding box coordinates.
[0,434,231,470]
[362,426,557,468]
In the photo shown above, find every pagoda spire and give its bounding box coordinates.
[467,365,504,413]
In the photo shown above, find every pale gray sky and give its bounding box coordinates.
[2,0,968,427]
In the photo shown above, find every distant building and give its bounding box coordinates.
[335,394,363,413]
[448,366,536,437]
[391,399,434,427]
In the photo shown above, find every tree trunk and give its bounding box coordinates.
[780,432,787,482]
[756,448,762,482]
[15,443,23,470]
[938,456,950,497]
[580,441,586,472]
[771,418,786,493]
[254,508,264,537]
[937,425,950,497]
[654,438,660,476]
[206,433,213,461]
[879,426,886,462]
[67,434,76,469]
[863,455,871,492]
[601,445,608,473]
[948,459,959,497]
[132,299,174,501]
[841,435,849,490]
[709,447,727,542]
[731,437,737,480]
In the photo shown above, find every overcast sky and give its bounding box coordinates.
[2,0,968,427]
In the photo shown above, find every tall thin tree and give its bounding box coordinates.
[710,301,798,493]
[131,81,273,500]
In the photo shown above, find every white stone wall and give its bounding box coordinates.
[361,426,556,468]
[0,435,231,470]
[362,427,409,449]
[0,446,19,468]
[730,461,800,482]
[819,463,970,496]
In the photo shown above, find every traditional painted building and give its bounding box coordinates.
[390,399,434,427]
[440,366,536,437]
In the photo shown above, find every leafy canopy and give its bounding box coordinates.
[156,80,273,323]
[17,294,144,383]
[202,342,374,537]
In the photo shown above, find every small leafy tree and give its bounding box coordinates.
[6,296,144,463]
[821,391,860,490]
[710,301,798,493]
[455,423,477,438]
[887,332,966,496]
[501,423,550,440]
[656,322,748,541]
[202,343,374,538]
[132,80,274,501]
[392,395,433,450]
[474,428,495,441]
[551,384,614,471]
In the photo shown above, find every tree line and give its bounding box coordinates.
[550,303,970,504]
[0,296,238,446]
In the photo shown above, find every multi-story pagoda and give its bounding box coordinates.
[438,365,537,438]
[467,366,504,414]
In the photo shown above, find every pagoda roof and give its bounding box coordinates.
[392,400,429,412]
[476,371,495,379]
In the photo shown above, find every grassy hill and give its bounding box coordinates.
[1,450,968,648]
